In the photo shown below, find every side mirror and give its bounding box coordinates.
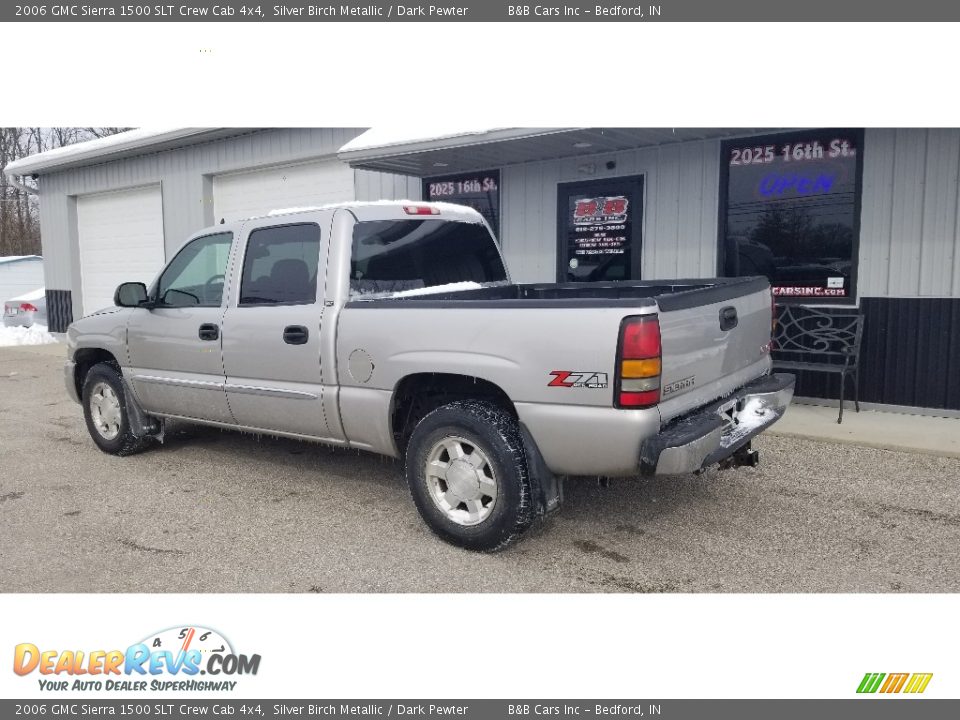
[114,282,149,308]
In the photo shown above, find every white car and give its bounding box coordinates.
[3,288,47,328]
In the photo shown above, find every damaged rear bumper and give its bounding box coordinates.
[639,373,795,476]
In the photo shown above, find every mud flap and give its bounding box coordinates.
[121,377,161,440]
[520,423,564,517]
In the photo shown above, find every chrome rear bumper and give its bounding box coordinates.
[639,373,795,476]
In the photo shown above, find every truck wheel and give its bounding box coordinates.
[81,362,150,457]
[405,400,533,552]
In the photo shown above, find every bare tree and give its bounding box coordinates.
[0,127,129,256]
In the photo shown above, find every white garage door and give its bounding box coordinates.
[77,185,165,316]
[212,158,354,223]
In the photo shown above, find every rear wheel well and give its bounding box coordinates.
[74,348,121,397]
[391,373,516,454]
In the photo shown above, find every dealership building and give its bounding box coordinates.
[5,127,960,414]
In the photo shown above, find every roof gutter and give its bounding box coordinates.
[5,171,38,195]
[3,128,220,178]
[337,127,573,164]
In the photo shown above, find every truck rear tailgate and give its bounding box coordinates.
[655,277,774,424]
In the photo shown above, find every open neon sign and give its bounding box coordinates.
[758,172,837,197]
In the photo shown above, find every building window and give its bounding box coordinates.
[720,129,863,302]
[422,170,500,237]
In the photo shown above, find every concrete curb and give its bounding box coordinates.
[768,428,960,461]
[768,403,960,461]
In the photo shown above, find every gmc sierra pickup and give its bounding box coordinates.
[65,200,794,550]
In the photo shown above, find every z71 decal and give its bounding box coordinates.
[548,371,609,389]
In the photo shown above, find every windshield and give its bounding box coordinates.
[350,219,507,296]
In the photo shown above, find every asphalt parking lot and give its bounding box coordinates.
[2,344,959,593]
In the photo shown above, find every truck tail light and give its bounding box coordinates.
[403,205,440,216]
[616,315,661,408]
[20,303,38,313]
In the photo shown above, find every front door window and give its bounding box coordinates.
[155,232,233,307]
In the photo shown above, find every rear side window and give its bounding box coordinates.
[239,223,320,306]
[350,219,507,295]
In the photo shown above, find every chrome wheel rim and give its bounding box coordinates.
[424,435,498,526]
[89,382,122,441]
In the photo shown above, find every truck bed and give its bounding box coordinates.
[346,276,769,311]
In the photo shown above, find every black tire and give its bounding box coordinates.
[81,362,151,456]
[405,400,533,552]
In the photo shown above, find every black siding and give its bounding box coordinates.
[46,289,73,333]
[786,297,960,411]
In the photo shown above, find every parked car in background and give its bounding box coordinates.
[4,288,47,328]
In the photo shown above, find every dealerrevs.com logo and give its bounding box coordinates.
[13,626,261,692]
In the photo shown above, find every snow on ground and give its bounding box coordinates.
[0,323,59,347]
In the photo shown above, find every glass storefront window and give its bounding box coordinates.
[720,129,863,302]
[422,170,500,238]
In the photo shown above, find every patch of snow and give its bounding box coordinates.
[8,287,44,302]
[390,281,483,298]
[267,206,326,216]
[261,200,482,222]
[339,127,573,155]
[340,126,508,153]
[0,323,58,347]
[4,129,208,176]
[0,255,42,265]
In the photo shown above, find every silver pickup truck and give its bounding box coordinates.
[65,200,794,550]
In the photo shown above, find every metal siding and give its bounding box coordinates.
[636,145,659,277]
[791,129,960,410]
[887,129,927,296]
[858,128,896,297]
[789,297,960,411]
[499,163,521,277]
[353,169,422,202]
[525,161,549,280]
[699,140,721,276]
[45,289,72,333]
[955,159,960,297]
[0,260,45,300]
[654,143,682,278]
[501,161,525,279]
[37,174,72,289]
[859,128,960,299]
[920,129,960,296]
[500,139,721,283]
[678,142,708,277]
[35,129,370,300]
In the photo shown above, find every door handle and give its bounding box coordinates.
[719,306,738,332]
[198,323,219,341]
[283,325,309,345]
